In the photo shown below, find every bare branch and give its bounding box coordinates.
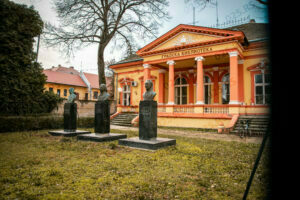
[43,0,170,85]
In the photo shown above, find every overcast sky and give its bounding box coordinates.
[12,0,268,74]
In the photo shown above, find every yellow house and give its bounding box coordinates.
[43,65,101,101]
[110,21,270,129]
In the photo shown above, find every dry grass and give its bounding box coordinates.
[0,129,270,199]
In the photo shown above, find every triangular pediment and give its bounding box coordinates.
[136,24,245,56]
[152,32,221,51]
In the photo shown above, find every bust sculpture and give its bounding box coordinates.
[97,84,110,101]
[143,80,156,100]
[67,88,77,103]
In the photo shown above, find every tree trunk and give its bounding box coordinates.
[97,44,106,87]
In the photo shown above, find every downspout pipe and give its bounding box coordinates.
[79,70,92,100]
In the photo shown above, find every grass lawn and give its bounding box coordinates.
[0,129,270,200]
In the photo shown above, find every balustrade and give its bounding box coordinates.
[203,106,229,114]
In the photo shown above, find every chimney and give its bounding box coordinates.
[249,19,256,23]
[70,66,74,69]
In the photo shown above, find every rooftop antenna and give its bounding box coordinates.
[215,0,219,27]
[193,7,195,25]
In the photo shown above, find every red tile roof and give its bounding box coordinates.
[83,72,99,89]
[43,66,105,89]
[44,70,87,87]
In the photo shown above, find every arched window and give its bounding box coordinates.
[221,74,230,104]
[204,76,212,104]
[175,77,188,105]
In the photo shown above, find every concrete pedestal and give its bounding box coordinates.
[77,100,126,142]
[49,103,90,137]
[94,100,110,133]
[49,130,90,137]
[77,133,126,142]
[64,103,77,131]
[118,137,176,150]
[139,100,157,140]
[119,100,176,150]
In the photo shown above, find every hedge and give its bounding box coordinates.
[0,115,94,133]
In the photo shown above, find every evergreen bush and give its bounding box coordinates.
[0,116,94,133]
[0,0,62,115]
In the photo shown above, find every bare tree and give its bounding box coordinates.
[43,0,170,86]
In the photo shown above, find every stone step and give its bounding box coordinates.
[110,122,132,127]
[237,119,269,122]
[111,121,132,125]
[234,127,268,131]
[230,115,269,137]
[114,115,137,118]
[112,118,134,121]
[239,115,269,119]
[235,124,269,128]
[110,113,138,127]
[230,129,268,133]
[112,119,131,123]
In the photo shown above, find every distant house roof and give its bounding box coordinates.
[43,70,87,87]
[49,65,80,75]
[110,54,143,66]
[43,65,113,89]
[83,72,100,89]
[225,21,269,41]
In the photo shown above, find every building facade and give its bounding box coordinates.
[110,21,270,129]
[43,65,114,101]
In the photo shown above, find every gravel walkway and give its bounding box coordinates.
[110,125,263,144]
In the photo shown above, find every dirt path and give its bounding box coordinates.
[110,125,263,144]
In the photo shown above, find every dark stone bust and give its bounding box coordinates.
[97,84,110,101]
[67,88,76,103]
[143,80,156,101]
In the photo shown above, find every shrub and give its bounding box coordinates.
[0,115,94,133]
[0,0,63,115]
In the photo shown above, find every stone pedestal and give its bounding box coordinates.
[139,100,157,140]
[94,100,110,133]
[49,103,90,137]
[119,100,176,150]
[78,100,126,142]
[64,103,77,131]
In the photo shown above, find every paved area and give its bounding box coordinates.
[110,125,263,144]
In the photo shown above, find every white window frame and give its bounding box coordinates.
[175,77,188,105]
[254,71,270,105]
[204,75,213,104]
[220,73,230,104]
[122,85,131,106]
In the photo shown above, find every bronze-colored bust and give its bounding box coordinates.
[67,88,77,103]
[143,80,156,100]
[98,84,110,101]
